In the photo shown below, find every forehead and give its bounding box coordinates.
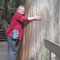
[20,7,25,9]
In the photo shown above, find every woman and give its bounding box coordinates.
[6,6,41,60]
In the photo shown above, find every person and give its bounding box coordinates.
[6,5,41,60]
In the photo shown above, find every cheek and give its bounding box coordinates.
[22,10,25,13]
[24,11,25,13]
[22,9,25,12]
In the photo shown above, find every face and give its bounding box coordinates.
[19,7,25,14]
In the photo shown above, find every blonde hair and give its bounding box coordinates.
[16,5,25,12]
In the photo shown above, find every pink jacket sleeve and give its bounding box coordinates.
[18,15,28,23]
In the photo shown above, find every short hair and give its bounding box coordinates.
[16,5,25,12]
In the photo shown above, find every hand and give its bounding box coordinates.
[34,15,41,20]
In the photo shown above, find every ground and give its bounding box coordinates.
[0,41,8,60]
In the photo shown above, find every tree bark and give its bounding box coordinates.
[2,0,7,17]
[18,0,59,60]
[59,0,60,43]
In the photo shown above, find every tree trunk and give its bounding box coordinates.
[59,0,60,43]
[18,0,59,60]
[2,0,7,17]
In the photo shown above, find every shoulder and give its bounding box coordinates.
[12,12,22,19]
[14,12,22,16]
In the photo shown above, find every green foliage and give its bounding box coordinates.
[10,0,24,8]
[0,0,3,8]
[20,0,25,5]
[10,0,16,8]
[0,0,25,24]
[9,0,24,13]
[11,9,16,14]
[0,0,25,17]
[7,0,10,2]
[0,0,24,8]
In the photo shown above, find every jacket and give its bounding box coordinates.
[6,12,28,40]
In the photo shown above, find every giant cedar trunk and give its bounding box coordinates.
[18,0,59,60]
[59,0,60,43]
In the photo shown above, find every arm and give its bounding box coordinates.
[18,13,41,22]
[28,15,41,21]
